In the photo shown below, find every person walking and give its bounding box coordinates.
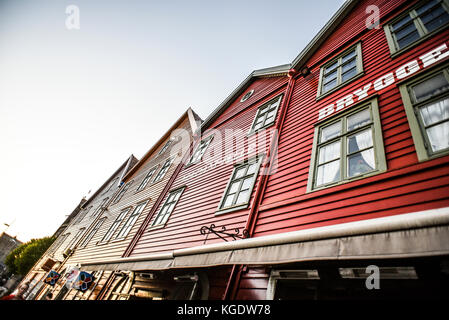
[0,282,30,300]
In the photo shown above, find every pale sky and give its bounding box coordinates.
[0,0,344,242]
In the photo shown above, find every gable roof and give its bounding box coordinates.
[122,108,202,181]
[199,0,359,132]
[199,64,291,132]
[291,0,358,70]
[81,154,138,209]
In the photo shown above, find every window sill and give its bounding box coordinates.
[215,203,249,216]
[146,224,166,232]
[247,122,276,138]
[306,167,386,194]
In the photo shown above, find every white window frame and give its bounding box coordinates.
[306,97,387,192]
[187,135,214,166]
[151,187,185,227]
[216,155,264,215]
[116,201,149,239]
[248,95,283,135]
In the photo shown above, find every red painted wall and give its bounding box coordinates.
[255,0,449,236]
[128,75,288,257]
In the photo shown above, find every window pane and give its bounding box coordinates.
[266,109,277,119]
[235,167,247,179]
[348,148,375,177]
[392,14,413,30]
[324,69,338,82]
[423,11,449,32]
[419,98,449,126]
[341,49,356,64]
[395,22,419,40]
[228,181,240,194]
[318,141,341,164]
[348,129,373,154]
[325,61,338,74]
[316,160,340,186]
[426,121,449,152]
[241,177,253,190]
[347,109,371,131]
[416,0,439,15]
[321,122,341,143]
[223,194,234,207]
[341,67,357,83]
[412,73,449,103]
[323,79,337,93]
[341,59,356,73]
[246,163,257,175]
[236,189,250,205]
[396,30,421,49]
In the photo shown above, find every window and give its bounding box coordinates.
[112,181,131,204]
[217,156,263,214]
[307,98,386,191]
[399,64,449,161]
[91,198,109,217]
[384,0,449,55]
[158,139,173,155]
[152,188,185,227]
[67,228,85,249]
[188,136,213,165]
[317,43,363,97]
[240,89,255,102]
[116,201,148,238]
[152,158,174,183]
[103,177,118,195]
[75,206,92,224]
[100,208,131,243]
[60,233,71,252]
[79,218,106,248]
[249,95,283,134]
[136,166,158,192]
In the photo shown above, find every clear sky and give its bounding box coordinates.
[0,0,344,242]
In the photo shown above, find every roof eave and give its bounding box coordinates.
[291,0,359,71]
[199,64,291,132]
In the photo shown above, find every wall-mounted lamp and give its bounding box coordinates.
[300,66,311,77]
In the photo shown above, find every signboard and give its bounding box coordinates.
[43,270,61,286]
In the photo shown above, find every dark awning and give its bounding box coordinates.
[83,208,449,272]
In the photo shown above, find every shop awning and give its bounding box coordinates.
[83,207,449,272]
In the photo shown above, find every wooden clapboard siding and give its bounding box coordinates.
[128,76,289,257]
[207,267,233,300]
[66,116,195,265]
[254,0,449,238]
[50,157,137,264]
[234,268,270,300]
[22,156,136,300]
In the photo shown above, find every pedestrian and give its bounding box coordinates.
[0,281,30,300]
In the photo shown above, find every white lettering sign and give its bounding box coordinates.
[317,43,449,120]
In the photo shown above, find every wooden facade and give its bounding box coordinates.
[45,108,201,300]
[23,0,449,300]
[23,156,137,300]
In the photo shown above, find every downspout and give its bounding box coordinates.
[123,127,200,257]
[224,69,298,300]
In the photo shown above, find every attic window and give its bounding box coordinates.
[240,89,255,102]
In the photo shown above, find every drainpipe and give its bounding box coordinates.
[123,130,199,257]
[223,68,298,300]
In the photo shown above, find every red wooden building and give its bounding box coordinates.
[81,0,449,300]
[26,0,449,300]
